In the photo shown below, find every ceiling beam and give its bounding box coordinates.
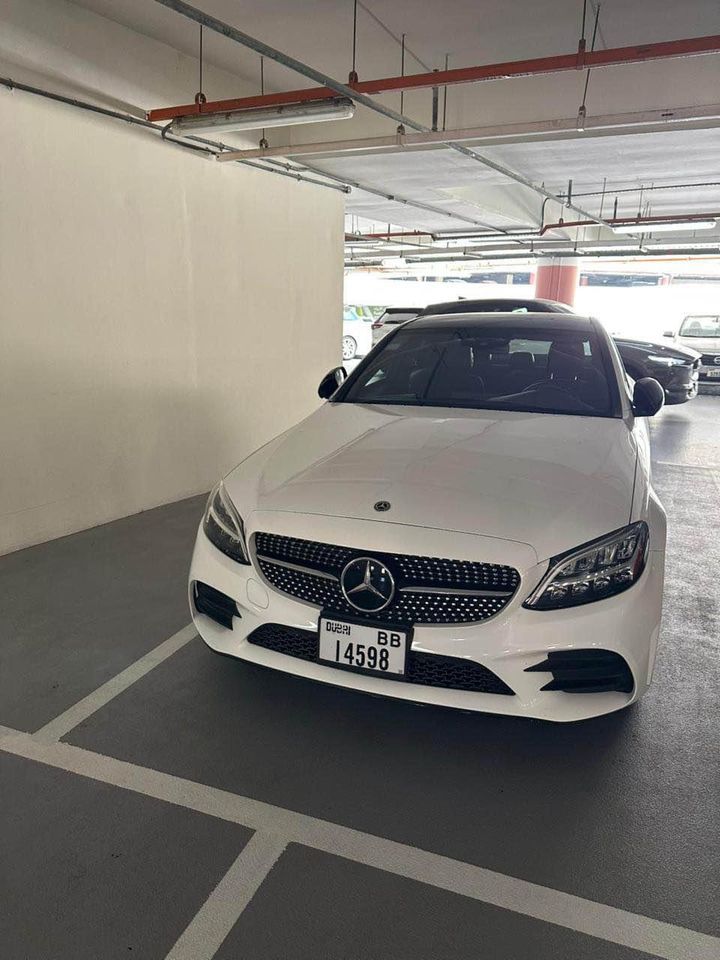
[147,34,720,122]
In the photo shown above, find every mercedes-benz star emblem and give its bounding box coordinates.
[340,557,395,613]
[374,500,391,512]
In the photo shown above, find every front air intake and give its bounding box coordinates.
[247,624,514,695]
[193,581,239,630]
[525,649,633,694]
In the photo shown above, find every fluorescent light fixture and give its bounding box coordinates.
[171,97,355,135]
[613,219,717,234]
[433,230,538,241]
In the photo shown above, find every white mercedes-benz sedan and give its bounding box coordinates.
[189,312,667,722]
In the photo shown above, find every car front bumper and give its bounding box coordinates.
[658,364,699,402]
[698,365,720,382]
[189,517,665,723]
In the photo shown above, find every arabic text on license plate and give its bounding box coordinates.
[318,617,407,675]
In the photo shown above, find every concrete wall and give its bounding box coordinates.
[0,3,344,555]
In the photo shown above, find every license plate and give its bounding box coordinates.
[704,368,720,378]
[318,616,407,676]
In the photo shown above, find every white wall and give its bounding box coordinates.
[0,4,344,555]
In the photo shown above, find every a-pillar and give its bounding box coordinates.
[534,256,580,307]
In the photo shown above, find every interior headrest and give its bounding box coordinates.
[548,341,585,380]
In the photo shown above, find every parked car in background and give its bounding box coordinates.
[371,306,426,347]
[665,315,720,383]
[612,336,700,403]
[191,311,667,722]
[373,297,700,404]
[342,311,374,360]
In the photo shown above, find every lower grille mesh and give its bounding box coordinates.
[247,623,514,695]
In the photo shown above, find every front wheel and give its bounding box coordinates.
[342,335,357,360]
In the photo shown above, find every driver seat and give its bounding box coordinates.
[547,339,607,410]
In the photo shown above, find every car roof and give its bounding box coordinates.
[408,311,596,332]
[419,297,573,315]
[381,306,423,314]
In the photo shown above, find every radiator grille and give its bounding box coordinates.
[254,532,519,626]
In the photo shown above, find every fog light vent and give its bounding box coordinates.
[525,649,633,694]
[193,581,238,629]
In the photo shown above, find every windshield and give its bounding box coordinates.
[338,324,615,417]
[679,315,720,338]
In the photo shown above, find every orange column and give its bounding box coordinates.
[534,256,580,307]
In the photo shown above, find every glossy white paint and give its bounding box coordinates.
[223,404,638,562]
[190,319,666,722]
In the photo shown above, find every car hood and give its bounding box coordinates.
[676,335,720,354]
[225,403,637,561]
[614,337,700,361]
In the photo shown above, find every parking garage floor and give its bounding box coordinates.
[1,396,719,960]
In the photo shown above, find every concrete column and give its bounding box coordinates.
[534,256,580,306]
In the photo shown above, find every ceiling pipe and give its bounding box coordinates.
[347,230,434,239]
[0,75,348,193]
[347,213,720,248]
[345,245,720,267]
[148,34,720,121]
[149,0,614,238]
[540,212,720,234]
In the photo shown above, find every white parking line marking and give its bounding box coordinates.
[164,832,287,960]
[33,623,197,742]
[0,725,717,960]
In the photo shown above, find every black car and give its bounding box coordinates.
[611,336,700,403]
[372,297,700,404]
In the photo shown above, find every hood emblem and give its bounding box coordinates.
[341,557,395,613]
[374,500,391,512]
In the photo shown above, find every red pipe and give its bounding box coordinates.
[540,212,720,234]
[147,33,720,122]
[346,231,433,240]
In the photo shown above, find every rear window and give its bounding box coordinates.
[338,324,616,417]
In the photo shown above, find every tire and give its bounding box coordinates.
[342,335,357,360]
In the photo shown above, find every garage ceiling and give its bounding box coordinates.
[69,0,720,256]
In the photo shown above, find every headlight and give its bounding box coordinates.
[202,481,249,564]
[647,355,687,367]
[523,522,648,610]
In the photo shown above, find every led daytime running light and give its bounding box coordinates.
[524,522,648,610]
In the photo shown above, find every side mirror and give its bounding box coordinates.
[633,377,665,417]
[663,330,674,338]
[318,366,347,399]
